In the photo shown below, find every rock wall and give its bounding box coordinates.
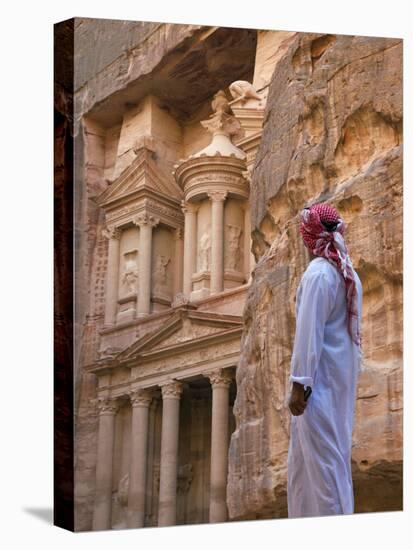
[228,33,403,519]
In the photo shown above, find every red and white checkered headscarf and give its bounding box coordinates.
[299,203,361,346]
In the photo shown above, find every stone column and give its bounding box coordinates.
[92,396,119,531]
[181,201,198,297]
[133,213,160,317]
[205,368,232,523]
[127,388,153,529]
[157,380,184,527]
[103,227,121,327]
[173,227,184,297]
[208,191,227,294]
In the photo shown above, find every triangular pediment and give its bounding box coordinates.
[114,308,243,365]
[98,148,183,207]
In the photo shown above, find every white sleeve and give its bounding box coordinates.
[289,270,336,388]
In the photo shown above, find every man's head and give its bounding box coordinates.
[300,202,343,253]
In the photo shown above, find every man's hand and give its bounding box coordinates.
[288,382,308,416]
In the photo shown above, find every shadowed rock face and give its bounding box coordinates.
[75,20,257,127]
[228,33,402,519]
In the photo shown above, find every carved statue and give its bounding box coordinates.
[121,250,139,295]
[211,90,231,115]
[153,254,170,293]
[117,473,129,507]
[229,80,262,102]
[111,473,129,529]
[226,224,242,271]
[198,231,211,271]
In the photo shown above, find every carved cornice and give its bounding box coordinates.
[129,388,153,408]
[133,213,160,228]
[144,199,184,222]
[96,396,120,415]
[102,226,122,240]
[204,368,233,389]
[160,379,184,399]
[207,190,228,202]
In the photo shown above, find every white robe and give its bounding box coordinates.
[287,256,363,518]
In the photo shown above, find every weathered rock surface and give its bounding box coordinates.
[228,33,403,519]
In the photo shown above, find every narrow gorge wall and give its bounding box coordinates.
[228,33,403,519]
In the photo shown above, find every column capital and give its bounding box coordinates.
[129,388,153,408]
[96,395,120,415]
[180,200,199,215]
[207,190,228,203]
[160,379,184,399]
[133,213,160,228]
[204,368,233,389]
[102,225,122,240]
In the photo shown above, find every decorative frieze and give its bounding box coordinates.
[144,199,184,223]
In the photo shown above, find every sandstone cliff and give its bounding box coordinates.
[227,33,403,519]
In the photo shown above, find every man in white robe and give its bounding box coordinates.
[287,202,363,518]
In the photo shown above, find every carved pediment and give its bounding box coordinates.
[98,148,183,208]
[113,309,243,365]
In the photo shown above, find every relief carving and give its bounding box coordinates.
[153,254,171,294]
[198,231,211,272]
[201,90,242,138]
[120,250,139,296]
[112,473,129,529]
[225,224,242,271]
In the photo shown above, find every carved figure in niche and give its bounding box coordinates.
[112,473,129,529]
[153,254,170,293]
[198,231,211,272]
[121,250,139,295]
[229,80,262,102]
[226,224,242,271]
